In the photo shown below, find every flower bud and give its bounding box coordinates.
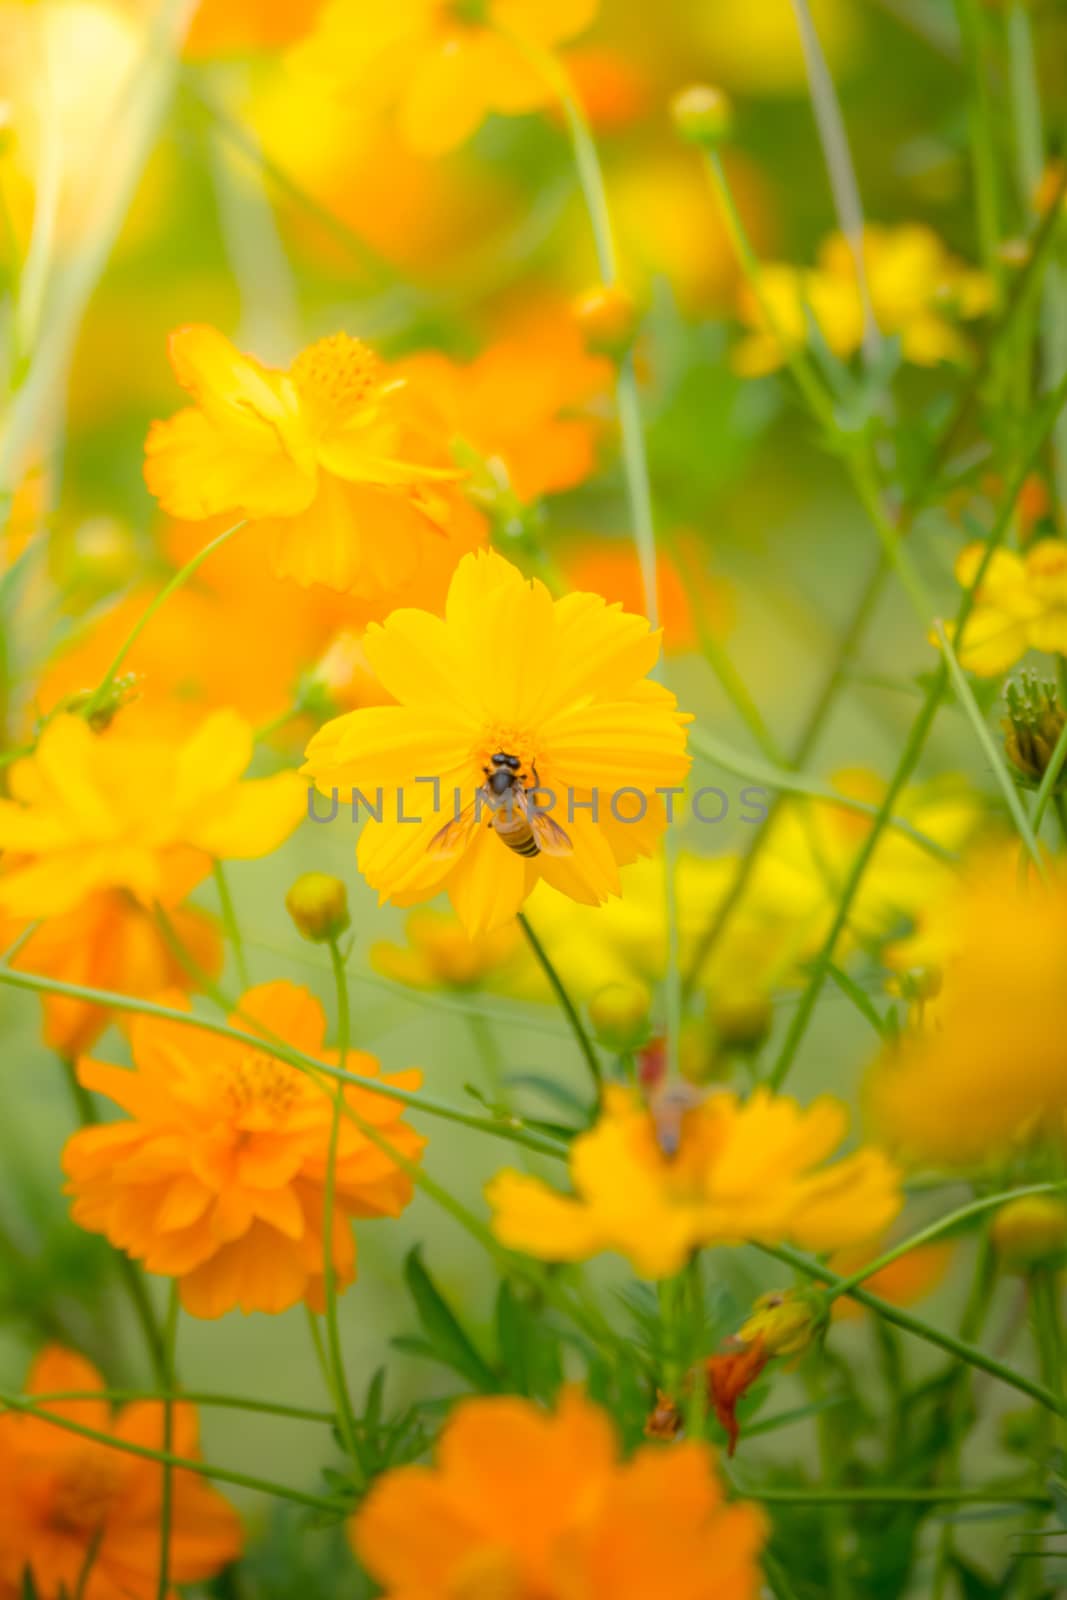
[573,284,639,358]
[285,873,350,944]
[1002,673,1067,790]
[737,1289,824,1358]
[990,1196,1067,1271]
[710,989,773,1053]
[588,980,652,1052]
[64,673,140,733]
[670,84,733,147]
[64,516,138,603]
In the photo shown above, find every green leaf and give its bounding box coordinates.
[403,1247,499,1392]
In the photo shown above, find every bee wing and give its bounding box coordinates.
[530,809,573,857]
[427,794,486,858]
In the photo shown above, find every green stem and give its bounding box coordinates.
[955,0,1004,294]
[743,1483,1049,1507]
[1,967,570,1162]
[758,1242,1062,1414]
[156,1285,180,1600]
[1032,707,1067,835]
[933,619,1046,877]
[83,518,246,717]
[517,913,602,1095]
[324,936,364,1480]
[827,1183,1066,1304]
[769,367,1067,1087]
[0,1388,347,1514]
[212,861,250,988]
[59,1056,168,1384]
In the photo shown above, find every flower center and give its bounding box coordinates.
[291,333,385,435]
[221,1052,303,1121]
[49,1454,120,1534]
[474,729,541,787]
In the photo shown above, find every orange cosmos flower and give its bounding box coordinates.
[0,710,303,921]
[351,1387,766,1599]
[398,303,612,504]
[144,325,476,600]
[293,0,599,157]
[63,981,424,1318]
[561,535,735,653]
[302,549,692,937]
[0,1346,241,1600]
[2,892,221,1058]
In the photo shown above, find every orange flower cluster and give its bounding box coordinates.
[0,1348,241,1600]
[63,983,424,1317]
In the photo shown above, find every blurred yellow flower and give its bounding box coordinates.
[302,550,691,936]
[866,851,1067,1167]
[371,907,525,990]
[64,981,424,1317]
[734,225,991,375]
[292,0,599,157]
[0,710,303,920]
[693,0,857,96]
[352,1386,766,1599]
[0,1346,242,1598]
[144,326,477,600]
[488,1085,901,1277]
[951,539,1067,676]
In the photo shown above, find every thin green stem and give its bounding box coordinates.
[742,1483,1049,1507]
[156,1286,180,1600]
[212,861,250,988]
[83,518,246,718]
[517,914,602,1095]
[934,618,1046,876]
[1032,707,1067,835]
[826,1183,1066,1303]
[769,367,1067,1087]
[955,0,1005,294]
[324,936,364,1480]
[26,1388,336,1424]
[59,1056,168,1383]
[0,967,570,1161]
[758,1242,1062,1414]
[789,0,880,362]
[0,1389,346,1513]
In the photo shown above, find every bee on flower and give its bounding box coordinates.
[144,325,483,602]
[290,0,599,158]
[487,1083,901,1277]
[62,981,424,1317]
[350,1386,767,1598]
[0,1346,242,1598]
[302,549,692,936]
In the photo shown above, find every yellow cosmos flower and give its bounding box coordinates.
[301,550,692,937]
[292,0,599,157]
[63,982,424,1318]
[488,1085,901,1278]
[352,1387,766,1600]
[144,325,477,600]
[866,851,1067,1168]
[371,907,526,990]
[951,539,1067,675]
[734,224,991,375]
[0,710,303,921]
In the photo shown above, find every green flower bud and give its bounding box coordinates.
[286,873,350,944]
[671,85,734,147]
